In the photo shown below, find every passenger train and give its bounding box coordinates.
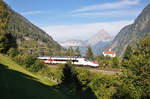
[38,56,99,67]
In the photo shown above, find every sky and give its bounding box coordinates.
[4,0,150,42]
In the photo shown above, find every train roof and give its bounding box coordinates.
[38,56,86,58]
[37,56,94,61]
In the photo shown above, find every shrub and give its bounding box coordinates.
[112,57,120,68]
[14,54,25,65]
[29,60,45,72]
[76,68,91,90]
[0,33,17,54]
[7,48,18,57]
[24,55,36,68]
[89,74,116,98]
[23,54,44,72]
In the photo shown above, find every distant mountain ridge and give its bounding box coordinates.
[59,29,112,47]
[59,40,88,47]
[6,6,64,55]
[100,3,150,57]
[59,29,113,56]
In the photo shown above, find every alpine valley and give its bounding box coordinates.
[99,3,150,57]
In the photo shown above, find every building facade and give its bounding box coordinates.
[103,49,116,57]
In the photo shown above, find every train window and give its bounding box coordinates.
[54,59,67,61]
[84,59,88,61]
[72,60,78,62]
[53,59,78,62]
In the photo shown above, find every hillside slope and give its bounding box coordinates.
[0,54,78,99]
[6,6,64,56]
[101,3,150,56]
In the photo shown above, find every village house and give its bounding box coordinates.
[103,49,116,57]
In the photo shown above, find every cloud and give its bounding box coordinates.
[69,9,141,17]
[21,10,51,15]
[72,0,140,13]
[42,20,133,42]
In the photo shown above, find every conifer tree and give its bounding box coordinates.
[112,57,120,68]
[123,45,133,60]
[75,47,81,56]
[0,0,17,53]
[0,33,17,53]
[86,46,94,60]
[66,46,74,56]
[0,0,10,34]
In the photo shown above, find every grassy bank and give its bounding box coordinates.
[0,54,79,99]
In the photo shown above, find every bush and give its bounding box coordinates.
[7,48,18,57]
[14,54,25,65]
[89,74,116,98]
[23,54,44,72]
[0,33,17,54]
[97,55,120,69]
[29,60,45,72]
[76,69,91,90]
[24,55,36,68]
[112,57,120,68]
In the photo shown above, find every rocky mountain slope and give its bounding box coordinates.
[59,29,112,56]
[100,3,150,57]
[88,29,112,46]
[7,6,64,56]
[92,41,110,56]
[88,29,113,56]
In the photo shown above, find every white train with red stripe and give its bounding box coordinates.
[37,56,99,67]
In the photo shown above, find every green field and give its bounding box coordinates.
[0,54,79,99]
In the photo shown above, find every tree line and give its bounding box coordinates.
[58,35,150,99]
[66,46,94,59]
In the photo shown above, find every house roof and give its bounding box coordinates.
[103,51,115,54]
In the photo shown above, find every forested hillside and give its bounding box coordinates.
[6,5,64,56]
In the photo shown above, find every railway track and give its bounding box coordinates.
[47,64,121,74]
[80,66,121,74]
[94,68,120,72]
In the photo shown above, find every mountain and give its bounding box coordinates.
[59,40,88,47]
[6,6,64,56]
[88,29,113,56]
[88,29,112,46]
[100,3,150,57]
[92,41,111,56]
[59,29,112,56]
